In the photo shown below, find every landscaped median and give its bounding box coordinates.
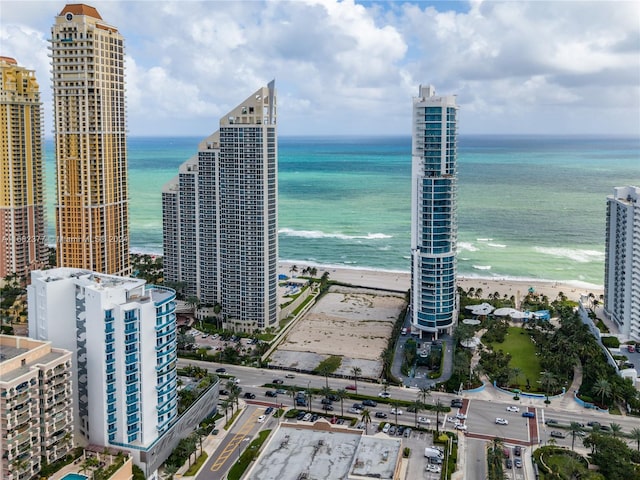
[227,430,272,480]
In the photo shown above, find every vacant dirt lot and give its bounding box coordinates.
[270,286,407,378]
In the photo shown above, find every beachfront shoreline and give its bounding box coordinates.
[279,261,603,303]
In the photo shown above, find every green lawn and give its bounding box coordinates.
[489,327,542,390]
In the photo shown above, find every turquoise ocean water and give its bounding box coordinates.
[43,135,639,287]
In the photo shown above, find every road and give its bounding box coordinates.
[181,358,640,478]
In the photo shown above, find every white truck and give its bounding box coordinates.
[424,447,443,458]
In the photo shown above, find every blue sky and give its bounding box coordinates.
[2,0,639,137]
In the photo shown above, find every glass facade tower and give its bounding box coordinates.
[410,85,458,337]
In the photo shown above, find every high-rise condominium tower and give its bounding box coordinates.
[51,4,130,275]
[410,85,458,338]
[604,186,640,340]
[163,82,278,331]
[0,57,47,278]
[28,268,178,475]
[0,336,73,480]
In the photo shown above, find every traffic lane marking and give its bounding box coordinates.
[210,410,260,471]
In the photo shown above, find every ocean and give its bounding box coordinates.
[43,135,640,287]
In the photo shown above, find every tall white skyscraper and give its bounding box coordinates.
[28,268,177,473]
[410,85,458,338]
[163,82,278,331]
[604,186,640,340]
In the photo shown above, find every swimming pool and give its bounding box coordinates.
[61,474,88,480]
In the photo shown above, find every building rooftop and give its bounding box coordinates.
[245,422,401,480]
[60,4,103,20]
[0,336,71,383]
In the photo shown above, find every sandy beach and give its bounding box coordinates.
[279,261,603,303]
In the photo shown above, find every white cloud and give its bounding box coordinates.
[0,0,638,136]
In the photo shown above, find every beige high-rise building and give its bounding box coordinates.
[0,335,74,480]
[51,4,130,275]
[0,57,47,279]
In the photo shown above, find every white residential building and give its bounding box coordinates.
[410,85,459,338]
[163,82,278,331]
[604,186,640,340]
[27,268,177,474]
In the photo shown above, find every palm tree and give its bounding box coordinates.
[336,388,348,418]
[361,409,372,435]
[351,366,362,395]
[592,378,611,406]
[540,371,557,403]
[609,422,622,438]
[318,364,332,389]
[289,264,298,274]
[433,399,446,436]
[411,399,423,428]
[220,400,230,423]
[569,421,583,450]
[630,427,640,451]
[419,386,431,405]
[320,386,332,402]
[288,390,296,410]
[487,437,506,479]
[306,388,314,413]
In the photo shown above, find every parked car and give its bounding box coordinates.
[514,446,521,456]
[426,464,441,473]
[389,426,396,436]
[302,413,312,422]
[362,399,377,407]
[296,412,306,420]
[375,412,388,419]
[522,411,535,418]
[403,428,412,438]
[506,459,513,469]
[515,458,522,468]
[382,423,391,433]
[455,423,467,431]
[456,412,467,420]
